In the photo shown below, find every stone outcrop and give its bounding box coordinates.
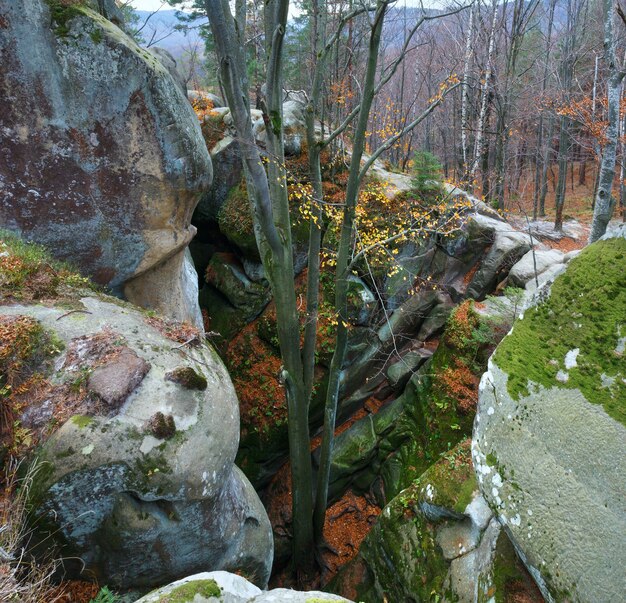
[328,441,540,602]
[136,570,353,603]
[0,233,272,592]
[473,227,626,601]
[0,0,211,327]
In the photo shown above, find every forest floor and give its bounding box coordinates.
[500,161,624,243]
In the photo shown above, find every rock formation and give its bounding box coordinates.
[0,0,211,327]
[473,225,626,601]
[136,570,353,602]
[0,236,272,590]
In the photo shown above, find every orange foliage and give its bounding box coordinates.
[439,363,479,414]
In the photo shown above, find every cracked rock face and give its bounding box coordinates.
[0,0,211,326]
[2,297,273,590]
[473,231,626,602]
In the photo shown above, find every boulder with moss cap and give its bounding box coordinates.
[327,440,517,602]
[136,570,353,602]
[473,224,626,602]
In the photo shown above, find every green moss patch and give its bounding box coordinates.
[0,230,95,303]
[494,237,626,426]
[165,367,207,391]
[417,439,476,514]
[158,579,221,602]
[218,181,258,260]
[44,0,86,37]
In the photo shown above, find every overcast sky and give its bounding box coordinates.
[130,0,454,13]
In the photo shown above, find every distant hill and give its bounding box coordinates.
[133,10,206,58]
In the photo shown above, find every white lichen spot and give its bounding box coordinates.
[81,444,94,455]
[487,407,495,416]
[492,473,503,488]
[564,348,580,369]
[527,509,533,516]
[510,513,521,527]
[601,373,616,388]
[425,484,435,501]
[556,370,569,383]
[616,326,625,355]
[492,487,499,498]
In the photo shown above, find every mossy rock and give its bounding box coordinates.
[416,440,477,516]
[474,231,626,602]
[155,578,221,602]
[494,236,626,425]
[217,181,259,261]
[328,479,449,602]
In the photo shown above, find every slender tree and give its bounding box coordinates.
[589,0,626,241]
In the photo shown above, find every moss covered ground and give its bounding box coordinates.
[155,579,221,602]
[0,230,94,304]
[494,237,626,425]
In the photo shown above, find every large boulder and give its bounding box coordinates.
[328,441,540,603]
[149,46,187,95]
[507,248,565,288]
[473,229,626,601]
[136,570,352,602]
[0,260,272,591]
[0,0,211,326]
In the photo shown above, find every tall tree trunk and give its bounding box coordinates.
[471,0,498,190]
[460,5,475,184]
[313,1,387,543]
[539,113,555,216]
[554,114,570,231]
[204,0,315,576]
[590,0,625,242]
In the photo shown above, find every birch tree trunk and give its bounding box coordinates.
[460,5,475,183]
[589,0,625,242]
[471,0,498,188]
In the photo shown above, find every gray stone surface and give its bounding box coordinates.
[445,518,501,603]
[465,214,532,299]
[386,348,432,392]
[507,248,565,287]
[474,233,626,602]
[195,136,244,223]
[2,297,272,590]
[149,46,187,94]
[0,0,210,325]
[474,363,626,602]
[135,571,352,603]
[346,275,377,326]
[124,247,204,330]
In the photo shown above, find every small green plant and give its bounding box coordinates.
[411,151,444,199]
[89,586,120,603]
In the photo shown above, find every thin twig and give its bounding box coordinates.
[55,310,93,321]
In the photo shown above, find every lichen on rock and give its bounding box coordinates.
[474,231,626,601]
